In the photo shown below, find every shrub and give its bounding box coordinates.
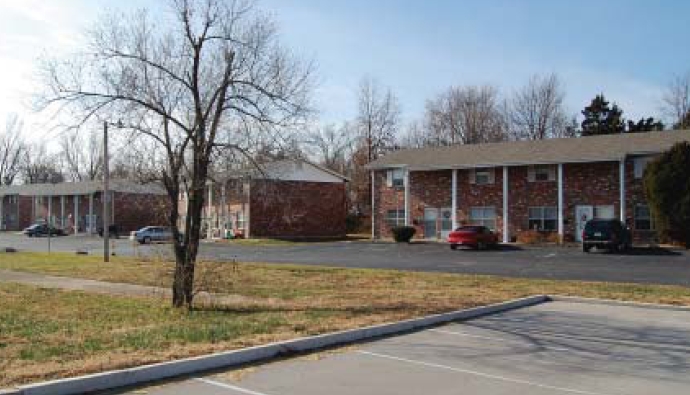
[391,226,416,243]
[644,142,690,249]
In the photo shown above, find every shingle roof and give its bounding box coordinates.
[367,130,690,170]
[0,179,167,197]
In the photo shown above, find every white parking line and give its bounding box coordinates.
[196,378,275,395]
[357,350,614,395]
[429,328,572,351]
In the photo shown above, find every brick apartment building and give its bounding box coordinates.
[179,159,349,239]
[367,130,690,243]
[0,180,168,233]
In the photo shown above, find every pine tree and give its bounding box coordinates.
[627,118,665,133]
[581,94,625,136]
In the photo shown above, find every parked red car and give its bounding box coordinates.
[448,225,499,250]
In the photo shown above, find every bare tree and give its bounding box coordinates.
[507,73,569,140]
[398,120,431,148]
[20,143,64,184]
[59,128,103,181]
[306,123,353,173]
[0,114,26,185]
[39,0,313,308]
[425,85,506,145]
[357,77,401,162]
[663,73,690,129]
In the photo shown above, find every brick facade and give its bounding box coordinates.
[373,158,656,243]
[1,192,169,233]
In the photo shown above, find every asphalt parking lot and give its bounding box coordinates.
[104,300,690,395]
[2,232,689,286]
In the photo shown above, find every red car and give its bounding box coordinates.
[448,226,499,250]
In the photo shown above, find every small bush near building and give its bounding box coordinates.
[643,142,690,249]
[391,226,416,243]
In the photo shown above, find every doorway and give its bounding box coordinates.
[423,207,453,239]
[575,205,615,241]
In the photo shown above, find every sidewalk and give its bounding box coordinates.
[0,269,250,305]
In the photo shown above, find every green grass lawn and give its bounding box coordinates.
[2,252,690,387]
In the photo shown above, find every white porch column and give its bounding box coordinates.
[60,195,65,228]
[74,195,79,235]
[619,158,626,223]
[88,193,94,234]
[502,166,509,243]
[404,169,411,226]
[557,163,564,243]
[451,169,458,230]
[47,196,52,226]
[371,170,376,240]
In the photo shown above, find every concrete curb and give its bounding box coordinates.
[4,295,548,395]
[548,295,690,311]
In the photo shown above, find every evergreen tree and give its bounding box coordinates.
[581,94,625,136]
[644,142,690,248]
[627,117,665,133]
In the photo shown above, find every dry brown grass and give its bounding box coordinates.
[2,252,690,388]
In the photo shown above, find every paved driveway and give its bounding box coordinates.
[105,300,690,395]
[2,232,690,286]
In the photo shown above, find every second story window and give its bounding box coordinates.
[529,165,555,182]
[386,169,405,188]
[471,168,494,185]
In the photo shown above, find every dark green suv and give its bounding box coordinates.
[582,219,632,253]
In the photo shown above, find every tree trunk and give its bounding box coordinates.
[171,162,207,308]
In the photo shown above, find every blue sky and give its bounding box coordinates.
[2,0,689,136]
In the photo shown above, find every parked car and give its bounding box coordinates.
[23,223,66,237]
[448,225,499,250]
[582,219,632,253]
[97,224,121,239]
[134,226,175,244]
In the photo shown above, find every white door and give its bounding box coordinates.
[440,208,453,239]
[575,205,594,242]
[423,208,438,239]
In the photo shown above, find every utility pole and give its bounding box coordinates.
[103,121,110,262]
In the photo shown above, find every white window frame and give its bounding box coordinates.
[528,206,557,231]
[385,209,406,228]
[634,156,654,179]
[469,206,496,230]
[387,169,405,188]
[472,168,494,185]
[634,204,653,230]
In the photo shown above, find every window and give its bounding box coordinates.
[634,205,653,230]
[385,209,406,227]
[469,207,496,230]
[528,206,557,231]
[472,168,494,185]
[593,205,615,219]
[387,169,405,188]
[634,156,654,179]
[529,165,555,182]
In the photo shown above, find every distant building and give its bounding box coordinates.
[0,180,169,233]
[180,159,349,239]
[367,130,690,244]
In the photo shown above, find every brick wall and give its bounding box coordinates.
[373,159,655,243]
[249,180,347,238]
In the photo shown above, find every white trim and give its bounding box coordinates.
[557,164,564,242]
[404,169,411,226]
[619,159,626,222]
[451,169,458,229]
[502,166,509,243]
